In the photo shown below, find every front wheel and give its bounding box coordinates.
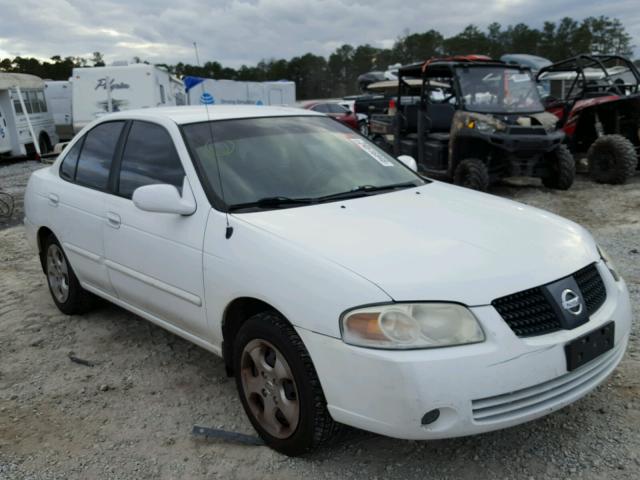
[233,311,339,456]
[541,144,575,190]
[587,134,637,184]
[453,158,490,191]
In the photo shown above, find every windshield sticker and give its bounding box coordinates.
[349,138,394,166]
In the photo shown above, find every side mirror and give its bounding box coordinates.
[132,177,196,215]
[397,155,418,172]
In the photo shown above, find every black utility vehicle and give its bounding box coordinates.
[370,56,574,191]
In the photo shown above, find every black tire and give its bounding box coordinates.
[359,120,369,137]
[542,144,575,190]
[453,158,490,191]
[42,234,94,315]
[39,135,51,156]
[233,311,340,456]
[587,134,637,184]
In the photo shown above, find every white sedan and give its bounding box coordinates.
[24,106,632,456]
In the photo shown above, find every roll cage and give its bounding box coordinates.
[536,54,640,100]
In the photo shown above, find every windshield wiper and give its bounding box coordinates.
[317,182,420,202]
[228,196,316,212]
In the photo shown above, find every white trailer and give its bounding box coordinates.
[71,63,186,132]
[184,77,296,106]
[0,73,58,158]
[44,80,73,141]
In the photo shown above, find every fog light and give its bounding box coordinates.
[421,409,440,425]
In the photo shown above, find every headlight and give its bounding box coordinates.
[465,114,507,134]
[341,303,485,349]
[598,245,620,281]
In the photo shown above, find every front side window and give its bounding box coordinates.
[182,116,424,210]
[117,121,185,198]
[75,121,125,190]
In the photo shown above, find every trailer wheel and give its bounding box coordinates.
[587,134,637,184]
[542,144,575,190]
[453,158,490,191]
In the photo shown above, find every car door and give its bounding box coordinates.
[102,120,209,336]
[51,121,126,296]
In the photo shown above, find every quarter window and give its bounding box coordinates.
[117,121,184,199]
[59,139,84,181]
[75,121,125,190]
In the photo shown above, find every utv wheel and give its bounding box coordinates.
[454,158,490,191]
[43,235,94,315]
[587,134,637,184]
[233,311,340,456]
[542,144,575,190]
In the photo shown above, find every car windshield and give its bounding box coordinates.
[182,116,424,211]
[457,67,544,113]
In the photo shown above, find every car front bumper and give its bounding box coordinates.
[296,262,632,440]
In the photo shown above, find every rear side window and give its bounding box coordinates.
[328,104,348,114]
[59,139,83,181]
[75,121,125,190]
[117,121,185,199]
[311,104,328,113]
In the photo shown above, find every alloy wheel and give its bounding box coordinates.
[240,339,300,439]
[47,244,69,303]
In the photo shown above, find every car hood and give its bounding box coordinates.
[232,182,598,305]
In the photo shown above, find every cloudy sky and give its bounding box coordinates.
[0,0,637,67]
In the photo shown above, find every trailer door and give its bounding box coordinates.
[0,104,12,153]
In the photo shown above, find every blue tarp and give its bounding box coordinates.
[183,76,206,93]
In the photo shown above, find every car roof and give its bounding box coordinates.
[101,105,322,125]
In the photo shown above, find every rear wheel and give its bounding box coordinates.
[542,144,575,190]
[233,311,339,456]
[43,235,94,315]
[453,158,490,191]
[587,134,637,184]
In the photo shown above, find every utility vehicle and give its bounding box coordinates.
[370,56,574,191]
[537,54,640,184]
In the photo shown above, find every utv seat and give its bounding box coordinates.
[425,104,455,142]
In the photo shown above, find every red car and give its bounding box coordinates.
[302,101,359,130]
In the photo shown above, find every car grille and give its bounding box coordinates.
[574,264,607,315]
[471,340,624,424]
[492,264,606,337]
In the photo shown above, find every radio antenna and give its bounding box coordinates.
[192,41,232,239]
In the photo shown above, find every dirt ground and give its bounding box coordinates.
[1,162,639,479]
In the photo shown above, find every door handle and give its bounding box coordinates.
[106,211,121,228]
[48,193,59,206]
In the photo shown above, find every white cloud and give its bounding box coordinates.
[0,0,637,66]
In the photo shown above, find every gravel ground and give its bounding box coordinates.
[1,161,639,479]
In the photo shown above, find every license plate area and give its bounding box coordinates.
[565,321,614,371]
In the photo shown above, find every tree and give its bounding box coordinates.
[443,25,490,56]
[91,51,105,67]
